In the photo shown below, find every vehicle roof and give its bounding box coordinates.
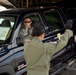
[0,8,27,15]
[0,6,60,15]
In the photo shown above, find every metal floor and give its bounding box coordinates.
[23,60,76,75]
[55,60,76,75]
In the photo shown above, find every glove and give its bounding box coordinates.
[57,33,61,40]
[64,19,73,29]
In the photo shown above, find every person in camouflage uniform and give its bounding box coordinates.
[17,17,33,44]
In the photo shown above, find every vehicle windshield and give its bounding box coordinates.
[0,15,16,44]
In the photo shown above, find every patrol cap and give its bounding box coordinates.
[32,23,45,36]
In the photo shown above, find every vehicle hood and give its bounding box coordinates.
[0,45,9,58]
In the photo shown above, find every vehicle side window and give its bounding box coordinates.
[17,13,44,46]
[44,10,64,32]
[66,8,76,19]
[65,8,76,34]
[20,13,43,30]
[0,16,15,44]
[24,13,43,28]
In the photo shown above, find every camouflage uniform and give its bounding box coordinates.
[24,29,73,75]
[17,27,33,44]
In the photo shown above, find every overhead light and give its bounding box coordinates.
[0,5,7,11]
[40,6,44,8]
[53,1,55,3]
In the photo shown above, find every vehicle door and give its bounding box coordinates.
[0,15,16,75]
[42,8,73,66]
[62,7,76,59]
[15,12,46,74]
